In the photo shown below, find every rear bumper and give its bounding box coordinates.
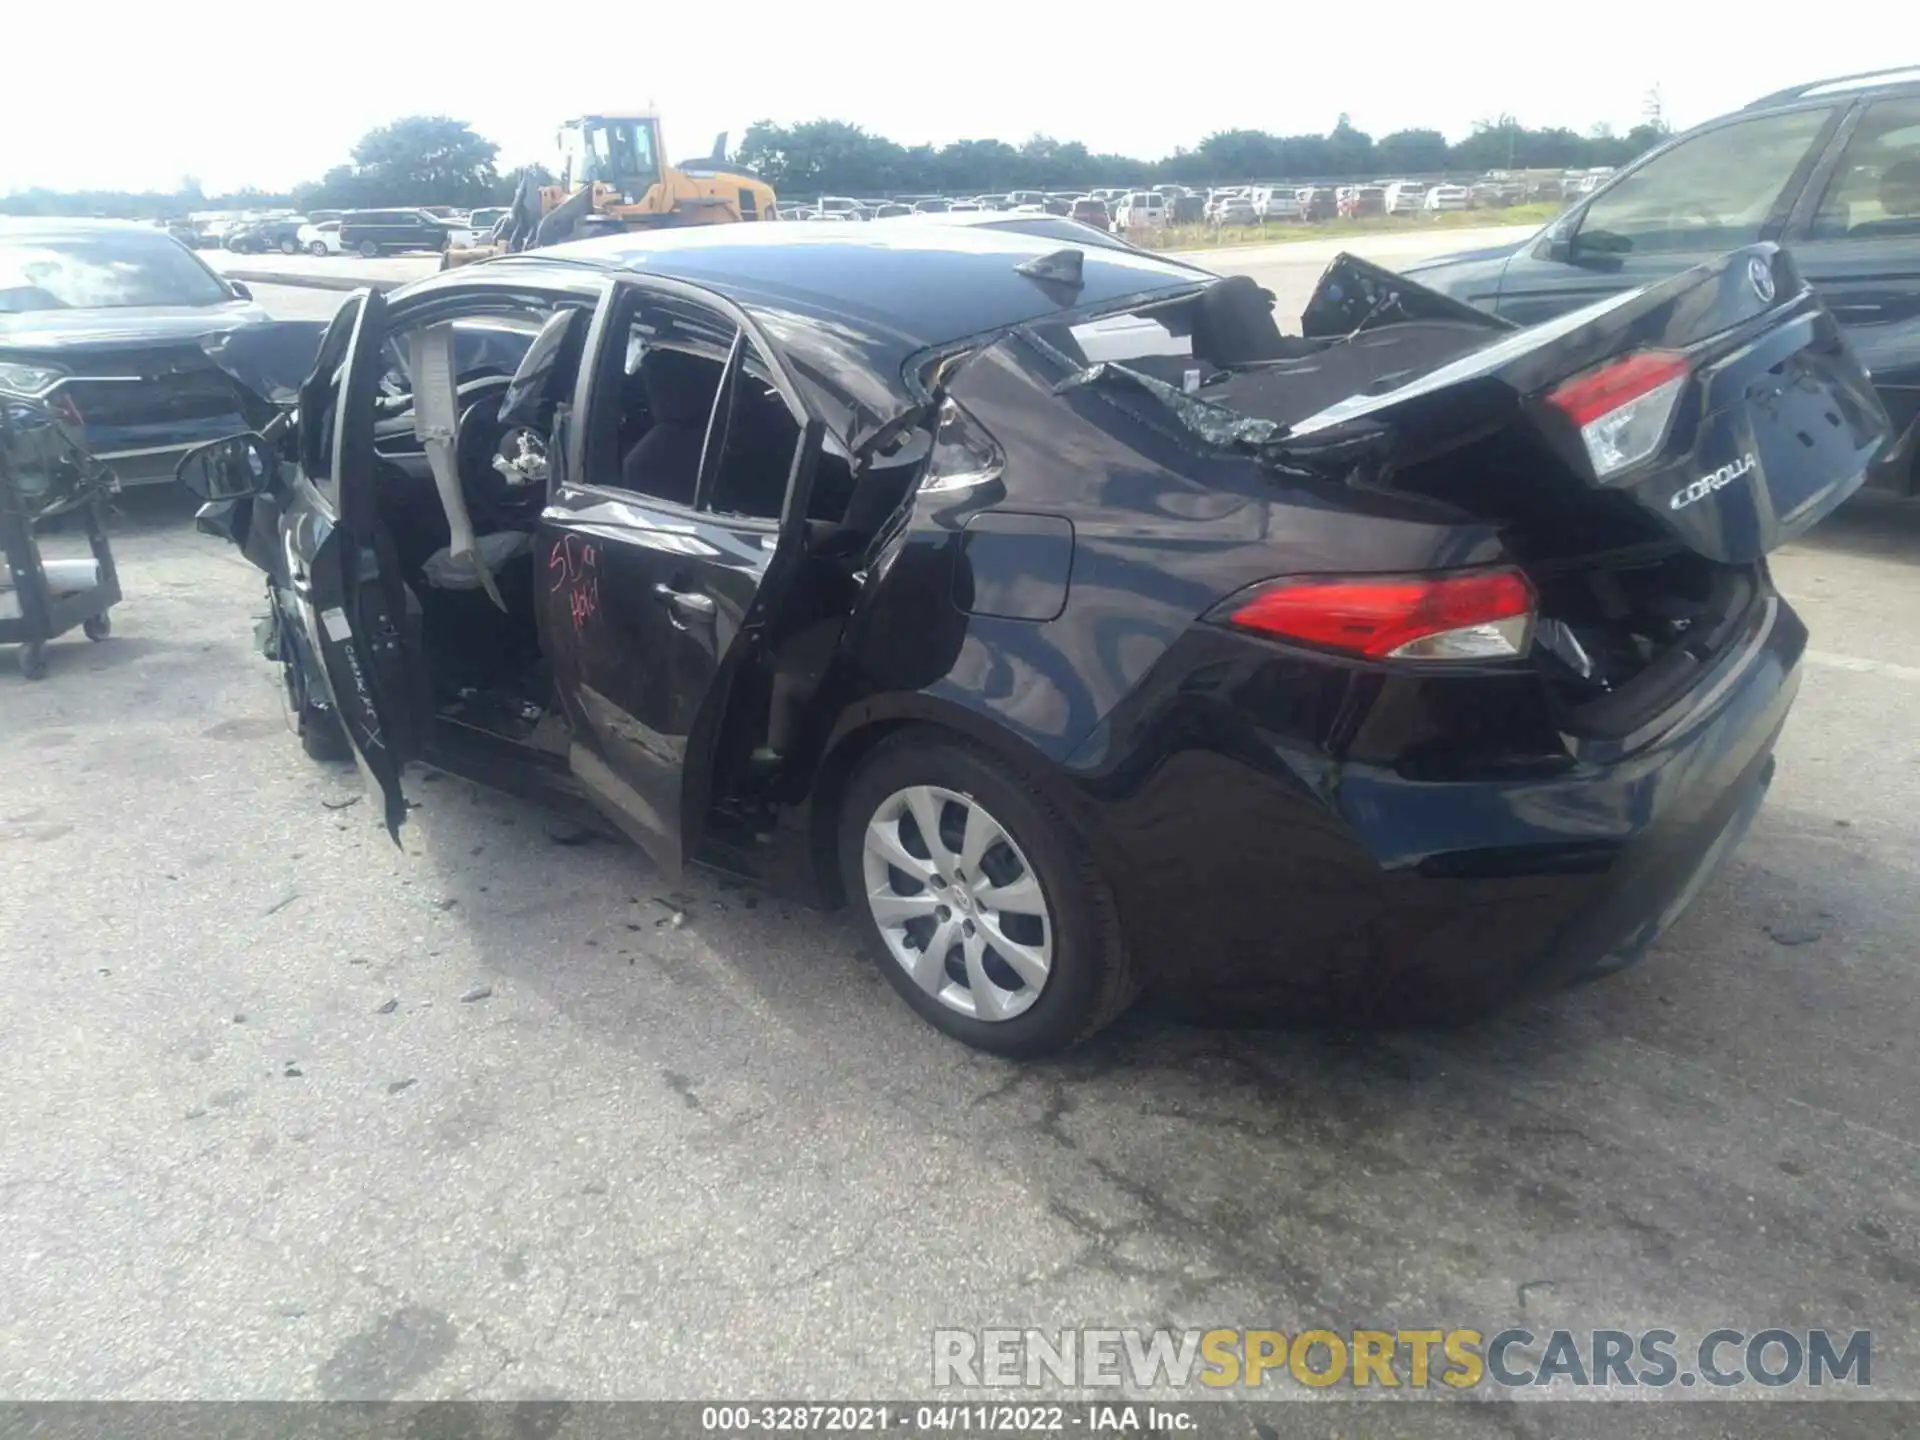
[1081,596,1806,1022]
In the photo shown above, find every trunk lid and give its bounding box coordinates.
[1277,245,1890,564]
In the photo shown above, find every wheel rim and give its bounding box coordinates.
[861,784,1052,1022]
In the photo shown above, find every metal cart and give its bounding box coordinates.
[0,395,121,680]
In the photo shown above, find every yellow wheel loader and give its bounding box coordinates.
[443,114,778,269]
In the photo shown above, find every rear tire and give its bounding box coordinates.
[357,240,379,258]
[279,238,299,255]
[308,241,329,257]
[299,703,352,762]
[280,648,351,762]
[83,613,110,641]
[837,729,1136,1057]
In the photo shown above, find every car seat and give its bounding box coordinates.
[621,349,719,504]
[1853,158,1920,237]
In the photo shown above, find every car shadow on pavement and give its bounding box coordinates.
[1797,490,1920,564]
[393,761,1920,1364]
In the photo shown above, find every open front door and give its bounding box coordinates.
[305,289,428,840]
[540,401,825,879]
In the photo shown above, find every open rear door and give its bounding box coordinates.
[541,413,825,879]
[305,289,428,840]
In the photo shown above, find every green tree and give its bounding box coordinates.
[929,138,1023,195]
[494,163,554,204]
[1451,114,1524,171]
[354,116,499,204]
[1324,114,1375,175]
[737,119,902,196]
[1195,130,1287,182]
[297,116,500,209]
[1516,126,1585,168]
[1375,128,1450,174]
[1277,133,1334,177]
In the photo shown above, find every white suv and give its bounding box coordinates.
[1112,192,1168,231]
[1252,186,1300,221]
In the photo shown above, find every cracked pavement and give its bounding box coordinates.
[3,393,1920,1407]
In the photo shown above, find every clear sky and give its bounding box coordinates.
[4,2,1895,194]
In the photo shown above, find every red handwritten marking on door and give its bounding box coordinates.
[547,534,600,632]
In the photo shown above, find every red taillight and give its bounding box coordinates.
[1545,350,1688,427]
[1545,349,1689,477]
[1223,569,1537,661]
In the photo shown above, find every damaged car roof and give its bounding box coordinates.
[463,224,1214,387]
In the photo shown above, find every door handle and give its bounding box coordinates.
[653,583,716,626]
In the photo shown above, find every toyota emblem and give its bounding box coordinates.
[1748,256,1776,306]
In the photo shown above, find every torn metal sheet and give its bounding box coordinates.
[198,320,330,414]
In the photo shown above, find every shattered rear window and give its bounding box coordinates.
[1052,306,1193,367]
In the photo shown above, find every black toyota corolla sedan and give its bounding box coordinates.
[177,222,1887,1055]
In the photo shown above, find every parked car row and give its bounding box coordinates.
[778,190,1109,222]
[778,173,1546,235]
[160,206,504,259]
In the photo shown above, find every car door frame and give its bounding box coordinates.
[299,285,436,840]
[1496,101,1852,322]
[543,272,826,878]
[1776,94,1920,490]
[303,275,608,838]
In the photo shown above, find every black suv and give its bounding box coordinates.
[1407,66,1920,493]
[223,216,308,255]
[336,210,456,258]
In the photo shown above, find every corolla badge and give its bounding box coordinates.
[1671,453,1757,510]
[1748,256,1776,305]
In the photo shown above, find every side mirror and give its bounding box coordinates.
[1539,211,1579,264]
[229,279,253,301]
[176,433,276,501]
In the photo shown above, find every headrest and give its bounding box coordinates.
[640,348,717,425]
[1880,158,1920,219]
[1191,274,1289,366]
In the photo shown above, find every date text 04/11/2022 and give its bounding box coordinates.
[699,1404,1198,1433]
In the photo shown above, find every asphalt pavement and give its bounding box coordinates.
[3,228,1918,1411]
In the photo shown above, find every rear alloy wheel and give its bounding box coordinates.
[358,240,379,258]
[279,238,299,255]
[839,732,1136,1055]
[308,241,329,257]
